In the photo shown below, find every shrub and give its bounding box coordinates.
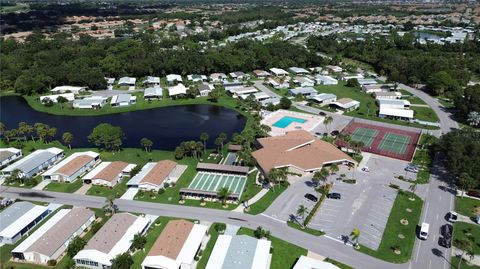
[389,183,400,189]
[47,259,57,266]
[214,223,226,233]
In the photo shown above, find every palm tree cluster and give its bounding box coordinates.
[174,140,204,160]
[140,137,153,152]
[337,133,364,155]
[1,121,58,144]
[267,167,289,190]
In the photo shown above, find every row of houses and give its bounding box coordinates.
[4,201,340,269]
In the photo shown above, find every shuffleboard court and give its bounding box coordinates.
[186,171,247,198]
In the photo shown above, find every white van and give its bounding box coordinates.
[419,222,429,240]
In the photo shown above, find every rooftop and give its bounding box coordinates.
[148,220,194,259]
[140,160,177,186]
[3,148,63,174]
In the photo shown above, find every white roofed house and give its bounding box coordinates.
[11,208,95,265]
[341,73,364,81]
[110,93,137,107]
[289,87,317,96]
[267,77,289,89]
[293,76,315,87]
[118,77,137,90]
[51,86,87,95]
[2,147,64,179]
[269,67,289,77]
[42,151,99,183]
[141,220,208,269]
[205,235,271,269]
[168,83,187,97]
[223,81,244,92]
[293,256,340,269]
[198,83,215,96]
[40,93,75,103]
[362,84,396,93]
[308,93,337,105]
[74,213,150,269]
[260,97,281,107]
[377,99,414,120]
[325,65,343,73]
[0,202,50,246]
[253,69,270,78]
[106,78,115,90]
[166,74,183,85]
[143,76,160,86]
[210,73,228,83]
[373,91,402,100]
[357,78,378,86]
[144,87,163,100]
[330,98,360,112]
[0,148,22,167]
[127,160,186,191]
[187,74,208,82]
[289,67,310,75]
[73,96,108,109]
[229,71,247,80]
[82,161,136,187]
[315,75,338,85]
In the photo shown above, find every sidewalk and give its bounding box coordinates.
[74,184,92,195]
[452,247,480,267]
[32,180,50,190]
[233,188,269,212]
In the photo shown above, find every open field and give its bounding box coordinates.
[247,184,288,215]
[455,197,480,218]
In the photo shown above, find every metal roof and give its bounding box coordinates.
[196,163,249,175]
[3,148,63,174]
[0,202,37,231]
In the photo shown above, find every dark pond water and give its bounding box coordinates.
[0,96,246,150]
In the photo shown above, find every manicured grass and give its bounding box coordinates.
[455,197,480,218]
[197,223,222,269]
[131,216,183,269]
[86,179,129,198]
[237,227,307,269]
[247,184,288,215]
[400,90,426,105]
[411,106,439,122]
[287,221,325,236]
[451,256,480,269]
[241,170,262,202]
[411,135,436,184]
[43,178,83,193]
[324,258,355,269]
[357,190,423,263]
[453,221,480,255]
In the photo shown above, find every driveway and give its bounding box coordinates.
[253,81,281,98]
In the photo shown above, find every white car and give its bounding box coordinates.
[419,222,429,240]
[446,211,458,223]
[361,166,370,172]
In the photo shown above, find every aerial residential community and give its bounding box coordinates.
[0,1,479,269]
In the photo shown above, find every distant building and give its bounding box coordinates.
[127,161,186,191]
[289,87,317,96]
[143,76,160,86]
[260,97,281,107]
[73,96,108,109]
[110,93,137,107]
[51,86,87,95]
[373,91,402,100]
[205,235,271,269]
[166,74,183,85]
[228,86,258,98]
[0,202,50,246]
[42,151,100,183]
[40,93,75,103]
[144,87,163,100]
[141,220,208,269]
[357,78,378,86]
[82,161,136,187]
[289,67,310,75]
[2,147,64,179]
[315,75,338,85]
[377,99,413,120]
[198,83,215,96]
[267,78,289,89]
[0,148,22,167]
[325,65,343,73]
[341,73,364,81]
[269,68,289,77]
[118,77,136,90]
[253,69,270,78]
[210,73,228,83]
[74,213,150,269]
[229,71,247,80]
[168,83,187,97]
[329,98,360,112]
[308,93,337,105]
[362,84,396,93]
[12,208,95,264]
[223,81,244,92]
[293,76,315,87]
[187,74,208,82]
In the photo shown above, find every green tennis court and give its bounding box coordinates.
[378,133,411,154]
[350,127,379,147]
[187,171,247,198]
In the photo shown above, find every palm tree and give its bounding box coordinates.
[408,182,418,199]
[62,132,74,150]
[214,137,223,154]
[297,205,309,228]
[18,122,29,141]
[330,163,339,176]
[323,116,333,134]
[455,238,474,269]
[0,122,5,136]
[217,187,232,205]
[200,132,209,155]
[140,138,153,152]
[350,228,360,248]
[46,127,57,143]
[130,233,147,251]
[195,141,203,159]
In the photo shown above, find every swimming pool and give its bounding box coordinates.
[272,116,307,128]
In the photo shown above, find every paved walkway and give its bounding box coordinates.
[120,187,139,200]
[224,224,240,235]
[233,188,270,212]
[32,180,50,190]
[452,246,480,266]
[74,184,92,195]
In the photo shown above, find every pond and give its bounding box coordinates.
[0,96,246,150]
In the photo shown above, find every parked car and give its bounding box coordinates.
[330,130,340,136]
[319,111,327,116]
[405,166,420,173]
[327,193,341,199]
[419,222,429,240]
[446,211,458,223]
[441,224,453,239]
[439,236,452,248]
[0,198,13,207]
[361,166,370,172]
[304,193,318,202]
[466,191,480,199]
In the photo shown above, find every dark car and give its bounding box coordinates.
[441,224,453,239]
[319,111,327,116]
[439,236,452,248]
[467,191,480,199]
[305,193,318,202]
[327,193,341,199]
[330,130,340,136]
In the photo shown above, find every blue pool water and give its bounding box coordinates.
[273,116,307,128]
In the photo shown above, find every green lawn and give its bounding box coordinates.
[400,90,426,105]
[324,258,355,269]
[237,227,307,269]
[455,197,480,218]
[411,135,436,184]
[197,223,222,269]
[86,179,130,198]
[451,256,480,269]
[247,184,288,215]
[453,221,480,255]
[131,216,184,269]
[357,190,423,263]
[411,106,439,122]
[43,178,83,193]
[287,221,325,236]
[241,170,262,202]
